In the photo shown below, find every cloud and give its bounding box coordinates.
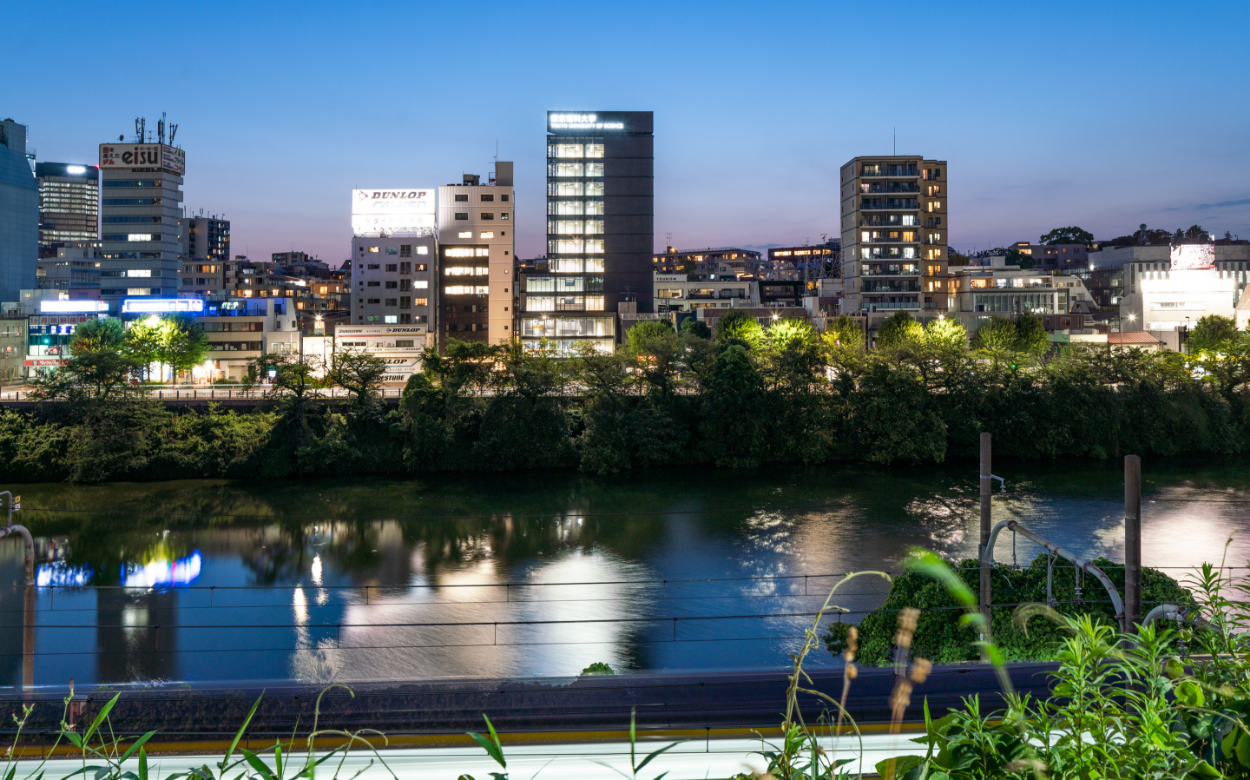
[1187,197,1250,211]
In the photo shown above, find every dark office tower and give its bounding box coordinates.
[524,111,652,354]
[36,163,99,258]
[0,119,38,304]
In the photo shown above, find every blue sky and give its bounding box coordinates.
[5,0,1249,265]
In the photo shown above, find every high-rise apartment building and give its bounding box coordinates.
[183,212,229,263]
[524,111,653,353]
[436,165,515,349]
[35,162,99,258]
[349,188,436,349]
[0,119,38,304]
[97,137,187,311]
[839,156,948,320]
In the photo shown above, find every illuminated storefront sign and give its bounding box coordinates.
[39,300,108,313]
[122,298,205,314]
[548,113,624,131]
[98,143,185,175]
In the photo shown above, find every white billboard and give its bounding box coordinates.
[351,189,435,237]
[352,189,434,215]
[99,143,185,175]
[1170,243,1214,271]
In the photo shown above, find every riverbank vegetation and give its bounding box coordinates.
[824,554,1193,665]
[3,311,1250,482]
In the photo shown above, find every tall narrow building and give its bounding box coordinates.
[523,111,652,354]
[436,164,515,350]
[0,119,38,304]
[36,162,99,258]
[97,135,186,311]
[839,156,948,324]
[349,188,436,332]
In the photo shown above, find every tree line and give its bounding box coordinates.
[3,308,1249,482]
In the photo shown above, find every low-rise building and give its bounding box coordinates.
[1009,242,1088,271]
[194,297,299,382]
[333,324,427,385]
[653,272,754,313]
[651,247,761,277]
[1,314,25,384]
[37,245,103,294]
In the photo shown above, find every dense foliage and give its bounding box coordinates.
[4,319,1250,482]
[824,554,1193,665]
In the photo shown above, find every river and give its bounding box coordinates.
[1,457,1247,690]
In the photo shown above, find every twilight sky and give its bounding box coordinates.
[5,0,1249,266]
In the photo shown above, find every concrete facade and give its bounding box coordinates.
[437,167,516,349]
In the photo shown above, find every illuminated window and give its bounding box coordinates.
[585,295,605,311]
[385,315,398,323]
[501,212,509,220]
[127,269,151,277]
[480,232,494,239]
[445,248,476,257]
[368,247,379,253]
[458,231,472,238]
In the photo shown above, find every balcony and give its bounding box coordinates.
[859,235,920,244]
[859,199,920,211]
[861,299,920,311]
[860,266,920,276]
[860,183,921,194]
[860,167,919,178]
[861,280,921,293]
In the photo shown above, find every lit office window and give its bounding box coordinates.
[554,163,584,177]
[584,258,604,272]
[551,182,584,196]
[526,297,555,311]
[585,201,604,215]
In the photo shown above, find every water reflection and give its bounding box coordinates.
[0,459,1247,688]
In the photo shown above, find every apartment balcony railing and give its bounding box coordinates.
[860,300,921,311]
[860,183,921,194]
[860,267,921,276]
[860,236,921,244]
[860,168,919,178]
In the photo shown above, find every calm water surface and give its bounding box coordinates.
[1,459,1248,690]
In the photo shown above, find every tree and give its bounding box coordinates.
[125,316,164,380]
[157,313,209,380]
[247,351,325,446]
[924,316,968,352]
[1039,227,1094,246]
[32,318,141,403]
[875,311,923,349]
[625,320,683,396]
[713,309,765,348]
[679,318,711,340]
[949,249,972,266]
[1188,314,1239,354]
[328,348,388,408]
[1013,311,1050,356]
[763,317,823,391]
[1183,224,1209,244]
[822,315,866,376]
[972,316,1018,367]
[698,344,767,467]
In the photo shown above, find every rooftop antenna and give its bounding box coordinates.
[893,127,896,156]
[169,122,178,146]
[158,112,165,144]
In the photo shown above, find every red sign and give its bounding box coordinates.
[25,359,66,367]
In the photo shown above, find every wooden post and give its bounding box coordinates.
[1125,455,1142,633]
[980,433,992,624]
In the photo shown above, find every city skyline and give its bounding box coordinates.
[5,0,1248,266]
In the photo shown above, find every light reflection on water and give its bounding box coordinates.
[0,459,1247,688]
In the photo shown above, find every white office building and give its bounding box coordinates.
[350,188,436,344]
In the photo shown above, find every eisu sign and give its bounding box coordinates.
[99,143,185,175]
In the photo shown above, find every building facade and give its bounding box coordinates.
[37,245,103,294]
[839,156,948,320]
[436,165,515,349]
[183,213,229,263]
[97,139,187,311]
[653,272,755,313]
[35,162,99,258]
[350,188,436,344]
[1009,241,1088,271]
[0,119,38,305]
[528,111,653,354]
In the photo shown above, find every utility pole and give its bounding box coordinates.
[980,433,992,623]
[1124,455,1142,633]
